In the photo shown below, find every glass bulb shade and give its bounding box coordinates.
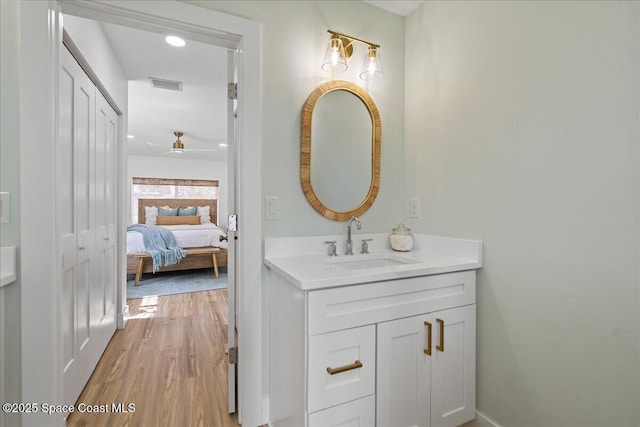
[322,36,348,73]
[359,46,383,80]
[165,35,186,47]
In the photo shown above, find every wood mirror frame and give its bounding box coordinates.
[301,80,381,221]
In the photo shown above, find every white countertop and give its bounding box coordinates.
[264,234,482,290]
[0,246,17,288]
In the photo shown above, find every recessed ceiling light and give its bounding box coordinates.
[127,134,135,139]
[165,35,186,47]
[219,143,228,147]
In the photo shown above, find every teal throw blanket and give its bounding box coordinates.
[128,224,186,273]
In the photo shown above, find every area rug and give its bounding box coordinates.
[127,269,228,299]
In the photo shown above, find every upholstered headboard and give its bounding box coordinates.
[138,198,218,225]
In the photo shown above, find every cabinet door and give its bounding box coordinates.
[377,314,431,427]
[377,305,476,427]
[430,305,476,427]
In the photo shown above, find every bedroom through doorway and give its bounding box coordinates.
[127,177,229,299]
[101,21,234,301]
[61,6,240,418]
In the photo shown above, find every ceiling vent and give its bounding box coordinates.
[149,77,183,91]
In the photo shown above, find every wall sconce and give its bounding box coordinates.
[321,30,383,80]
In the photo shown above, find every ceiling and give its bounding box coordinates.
[99,1,423,162]
[364,1,424,16]
[99,22,230,161]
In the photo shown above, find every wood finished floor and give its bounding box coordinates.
[67,290,239,427]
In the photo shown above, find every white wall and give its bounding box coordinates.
[63,14,128,113]
[1,2,22,425]
[16,2,61,425]
[127,155,228,226]
[406,2,639,426]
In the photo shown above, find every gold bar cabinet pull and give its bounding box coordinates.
[436,318,445,352]
[326,360,363,375]
[424,321,432,355]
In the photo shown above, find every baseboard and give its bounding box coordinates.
[118,304,129,329]
[466,411,500,427]
[262,396,270,426]
[265,408,496,427]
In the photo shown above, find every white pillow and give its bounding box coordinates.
[196,206,211,224]
[144,206,158,225]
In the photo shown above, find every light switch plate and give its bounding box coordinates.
[265,196,280,219]
[0,192,9,224]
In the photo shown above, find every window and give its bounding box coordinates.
[131,177,219,223]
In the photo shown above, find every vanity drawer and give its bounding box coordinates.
[308,270,475,335]
[308,395,375,427]
[307,325,375,413]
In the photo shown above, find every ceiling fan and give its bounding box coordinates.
[146,131,219,154]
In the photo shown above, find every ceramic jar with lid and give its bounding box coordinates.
[389,223,414,252]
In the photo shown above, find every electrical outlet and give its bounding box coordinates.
[409,197,420,218]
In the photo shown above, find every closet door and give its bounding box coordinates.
[60,47,96,405]
[94,92,118,346]
[60,47,118,407]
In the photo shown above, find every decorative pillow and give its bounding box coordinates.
[178,206,197,216]
[144,206,158,225]
[156,215,201,225]
[158,206,179,216]
[197,206,211,224]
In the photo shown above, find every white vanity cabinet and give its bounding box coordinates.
[268,266,478,427]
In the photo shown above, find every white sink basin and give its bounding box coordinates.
[332,255,421,270]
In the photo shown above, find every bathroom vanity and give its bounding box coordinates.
[265,233,482,427]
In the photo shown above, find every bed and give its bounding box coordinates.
[126,198,228,284]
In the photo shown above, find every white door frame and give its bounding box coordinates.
[19,1,262,426]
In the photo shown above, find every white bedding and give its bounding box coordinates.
[127,223,228,254]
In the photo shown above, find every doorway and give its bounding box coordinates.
[19,2,263,426]
[62,10,234,409]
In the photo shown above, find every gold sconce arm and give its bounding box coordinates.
[327,30,380,54]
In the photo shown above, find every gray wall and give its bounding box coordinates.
[0,1,22,426]
[405,1,639,426]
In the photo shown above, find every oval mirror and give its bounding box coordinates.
[301,81,381,221]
